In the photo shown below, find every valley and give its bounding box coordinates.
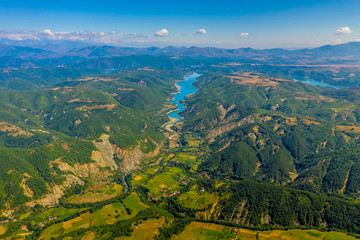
[2,44,360,239]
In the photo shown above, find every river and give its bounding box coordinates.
[164,73,201,130]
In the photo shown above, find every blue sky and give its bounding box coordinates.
[0,0,359,48]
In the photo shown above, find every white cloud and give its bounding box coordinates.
[239,33,250,38]
[335,26,353,35]
[154,28,169,37]
[196,29,207,34]
[41,29,54,36]
[109,31,117,35]
[0,29,147,44]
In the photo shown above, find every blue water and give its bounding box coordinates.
[293,77,341,89]
[165,73,201,129]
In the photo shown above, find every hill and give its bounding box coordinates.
[3,52,360,239]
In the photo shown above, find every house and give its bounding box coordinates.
[38,222,45,227]
[20,225,27,230]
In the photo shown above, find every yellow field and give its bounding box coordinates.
[172,222,358,240]
[80,231,96,240]
[118,217,165,240]
[134,175,143,181]
[229,72,281,87]
[336,125,360,133]
[63,212,90,229]
[0,225,7,235]
[172,222,231,240]
[302,119,321,125]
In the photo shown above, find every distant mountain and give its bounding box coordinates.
[0,44,55,59]
[296,41,360,57]
[1,41,360,68]
[44,41,360,59]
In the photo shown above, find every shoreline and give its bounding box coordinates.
[163,116,179,132]
[163,73,199,132]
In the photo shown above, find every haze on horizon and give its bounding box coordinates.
[0,0,360,49]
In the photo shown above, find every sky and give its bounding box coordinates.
[0,0,359,49]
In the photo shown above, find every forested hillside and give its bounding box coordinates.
[2,46,360,239]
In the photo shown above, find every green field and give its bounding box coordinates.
[145,167,185,194]
[19,211,32,220]
[31,207,84,225]
[173,222,359,240]
[132,166,161,186]
[123,192,148,214]
[178,189,219,210]
[174,153,197,163]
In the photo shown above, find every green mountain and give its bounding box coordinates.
[3,50,360,239]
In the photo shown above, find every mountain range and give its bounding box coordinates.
[1,41,360,69]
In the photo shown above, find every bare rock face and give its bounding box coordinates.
[91,134,118,170]
[73,163,104,178]
[21,173,34,198]
[112,136,161,173]
[206,115,255,139]
[114,146,144,172]
[27,174,84,207]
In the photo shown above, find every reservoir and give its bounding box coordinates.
[165,73,201,129]
[293,77,341,89]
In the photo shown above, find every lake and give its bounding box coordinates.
[165,73,201,129]
[293,77,341,89]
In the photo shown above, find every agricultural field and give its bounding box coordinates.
[19,212,32,220]
[172,222,234,240]
[173,222,359,240]
[118,217,165,240]
[67,182,123,204]
[132,173,150,186]
[39,193,147,239]
[178,187,219,210]
[173,153,197,163]
[132,166,161,186]
[145,167,186,195]
[0,225,7,235]
[31,207,84,225]
[122,192,148,214]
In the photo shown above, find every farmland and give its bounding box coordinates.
[173,222,359,240]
